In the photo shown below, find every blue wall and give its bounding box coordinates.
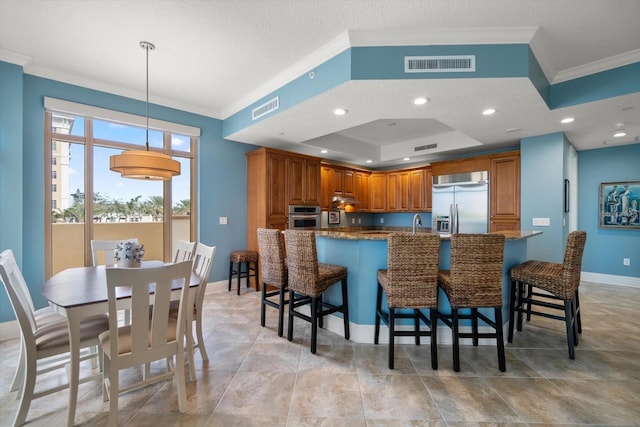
[578,144,640,278]
[0,65,257,322]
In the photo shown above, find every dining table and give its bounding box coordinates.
[41,260,201,427]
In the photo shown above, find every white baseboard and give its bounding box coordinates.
[0,319,18,341]
[581,272,640,288]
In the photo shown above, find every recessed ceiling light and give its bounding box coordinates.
[320,149,328,154]
[505,128,522,133]
[561,117,575,124]
[482,108,496,116]
[365,160,373,164]
[403,157,410,161]
[414,97,429,105]
[333,108,347,116]
[613,130,627,138]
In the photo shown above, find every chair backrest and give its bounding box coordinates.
[257,228,287,287]
[105,261,192,360]
[282,230,319,295]
[449,233,505,307]
[174,240,197,263]
[191,242,216,310]
[385,233,440,308]
[0,250,38,343]
[562,230,587,291]
[91,238,139,266]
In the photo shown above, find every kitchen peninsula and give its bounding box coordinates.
[314,229,541,344]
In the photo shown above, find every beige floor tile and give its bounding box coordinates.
[288,370,363,418]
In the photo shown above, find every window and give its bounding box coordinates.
[44,101,199,276]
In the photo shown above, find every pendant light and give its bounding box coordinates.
[109,41,180,180]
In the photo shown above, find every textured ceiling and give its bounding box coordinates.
[1,0,639,167]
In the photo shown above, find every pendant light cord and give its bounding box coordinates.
[145,42,150,152]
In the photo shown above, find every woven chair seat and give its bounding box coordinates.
[378,270,438,309]
[230,250,258,263]
[510,260,573,299]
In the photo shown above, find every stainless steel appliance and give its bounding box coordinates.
[432,171,489,234]
[288,205,321,230]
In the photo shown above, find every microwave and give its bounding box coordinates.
[288,205,321,230]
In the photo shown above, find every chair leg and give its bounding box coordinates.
[526,284,533,321]
[318,294,324,329]
[277,286,286,337]
[414,309,420,346]
[571,298,579,346]
[575,289,582,334]
[471,308,479,346]
[260,283,267,327]
[430,308,438,370]
[175,344,188,413]
[341,278,350,340]
[564,300,576,360]
[237,262,243,295]
[10,339,25,392]
[108,362,119,427]
[388,307,395,369]
[227,261,233,292]
[516,281,524,332]
[13,351,36,427]
[195,307,209,361]
[508,279,517,343]
[451,308,460,372]
[287,290,295,342]
[310,297,319,354]
[495,307,506,372]
[374,282,383,345]
[254,260,260,291]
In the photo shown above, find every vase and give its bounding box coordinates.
[114,241,144,268]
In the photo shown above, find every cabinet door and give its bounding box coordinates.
[343,169,354,197]
[321,166,333,210]
[354,171,370,212]
[424,168,433,211]
[370,173,387,212]
[304,159,321,206]
[288,156,305,205]
[409,169,424,211]
[490,155,520,232]
[386,173,399,211]
[267,153,288,219]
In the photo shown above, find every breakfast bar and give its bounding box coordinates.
[313,229,541,343]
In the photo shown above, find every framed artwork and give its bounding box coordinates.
[328,211,340,225]
[599,181,640,229]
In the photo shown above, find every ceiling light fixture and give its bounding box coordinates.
[320,149,328,154]
[403,157,410,161]
[413,97,429,105]
[482,108,496,116]
[561,117,575,124]
[333,108,348,116]
[109,41,180,180]
[365,160,373,164]
[613,129,627,138]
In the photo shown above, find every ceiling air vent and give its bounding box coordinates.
[404,55,476,73]
[252,96,279,120]
[414,143,438,152]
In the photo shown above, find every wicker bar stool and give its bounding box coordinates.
[228,250,259,295]
[283,230,349,354]
[508,230,587,360]
[374,232,441,370]
[257,228,288,337]
[438,233,506,372]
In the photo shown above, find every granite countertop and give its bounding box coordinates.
[315,228,541,241]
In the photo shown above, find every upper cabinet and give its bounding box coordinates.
[289,156,321,206]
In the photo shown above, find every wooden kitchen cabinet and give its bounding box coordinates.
[370,173,387,212]
[354,171,370,212]
[246,147,321,258]
[289,156,321,206]
[424,167,433,211]
[490,152,520,231]
[409,168,425,211]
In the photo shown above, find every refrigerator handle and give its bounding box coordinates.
[449,204,454,234]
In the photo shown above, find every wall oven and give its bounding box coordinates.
[288,205,321,230]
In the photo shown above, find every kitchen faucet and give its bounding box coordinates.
[412,213,422,234]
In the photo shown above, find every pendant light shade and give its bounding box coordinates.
[110,41,180,181]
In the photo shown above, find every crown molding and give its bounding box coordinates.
[0,48,32,67]
[553,48,640,83]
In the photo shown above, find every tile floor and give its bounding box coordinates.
[1,281,639,426]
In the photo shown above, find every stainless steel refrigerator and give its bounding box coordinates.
[432,171,489,234]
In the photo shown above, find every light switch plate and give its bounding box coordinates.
[219,216,228,225]
[532,217,550,226]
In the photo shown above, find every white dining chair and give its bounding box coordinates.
[173,240,197,263]
[100,261,193,426]
[90,238,139,266]
[166,243,215,380]
[0,250,109,427]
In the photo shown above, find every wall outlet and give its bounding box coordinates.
[219,216,227,225]
[532,217,550,226]
[358,218,362,224]
[623,258,631,266]
[380,217,384,224]
[351,218,355,224]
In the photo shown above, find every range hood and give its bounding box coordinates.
[332,192,360,206]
